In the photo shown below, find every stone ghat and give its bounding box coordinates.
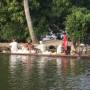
[0,40,60,51]
[0,40,90,55]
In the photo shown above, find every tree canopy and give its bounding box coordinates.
[0,0,90,42]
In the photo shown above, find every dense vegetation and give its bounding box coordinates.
[0,0,90,43]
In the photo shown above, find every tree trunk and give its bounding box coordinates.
[24,0,38,44]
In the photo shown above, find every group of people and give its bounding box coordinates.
[9,32,77,55]
[57,32,78,55]
[9,39,36,54]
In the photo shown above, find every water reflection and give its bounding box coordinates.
[37,57,48,74]
[0,55,88,90]
[9,55,17,69]
[9,55,32,73]
[70,58,78,76]
[56,58,62,75]
[56,57,90,90]
[9,55,35,90]
[56,57,70,76]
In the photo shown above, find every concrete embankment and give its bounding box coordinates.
[0,40,90,55]
[0,40,68,51]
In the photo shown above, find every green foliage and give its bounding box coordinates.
[0,24,15,41]
[65,7,90,43]
[0,0,27,41]
[0,0,90,42]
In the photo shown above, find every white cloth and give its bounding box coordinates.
[36,44,46,53]
[57,45,62,54]
[9,41,18,53]
[17,49,29,54]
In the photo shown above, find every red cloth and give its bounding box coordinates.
[63,34,68,50]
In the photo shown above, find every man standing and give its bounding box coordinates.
[36,41,46,53]
[9,39,18,53]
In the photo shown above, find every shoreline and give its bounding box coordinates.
[0,40,90,56]
[0,52,90,59]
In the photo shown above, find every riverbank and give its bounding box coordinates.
[0,40,62,48]
[0,40,90,55]
[0,40,69,51]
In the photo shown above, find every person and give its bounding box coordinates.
[57,40,65,55]
[60,33,64,40]
[26,40,36,54]
[57,42,63,54]
[18,43,29,54]
[63,32,68,53]
[70,42,76,55]
[9,39,18,53]
[51,33,57,40]
[36,41,46,53]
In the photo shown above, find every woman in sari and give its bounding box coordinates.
[63,32,68,53]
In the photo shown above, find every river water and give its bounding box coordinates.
[0,54,90,90]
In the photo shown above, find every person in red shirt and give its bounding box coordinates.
[63,32,68,53]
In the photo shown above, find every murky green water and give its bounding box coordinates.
[0,54,90,90]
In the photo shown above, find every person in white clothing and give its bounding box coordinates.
[57,45,62,54]
[9,39,18,53]
[57,41,63,54]
[36,41,46,53]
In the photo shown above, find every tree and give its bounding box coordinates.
[65,7,89,44]
[0,0,90,42]
[0,0,28,41]
[23,0,38,44]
